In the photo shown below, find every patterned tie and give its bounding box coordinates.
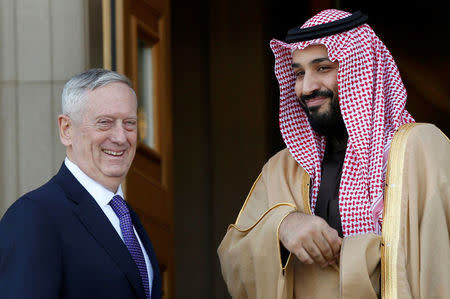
[110,195,150,299]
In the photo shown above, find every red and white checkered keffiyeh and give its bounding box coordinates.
[270,9,414,236]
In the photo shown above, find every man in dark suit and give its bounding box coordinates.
[0,69,161,299]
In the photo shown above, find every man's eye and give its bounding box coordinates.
[97,120,112,128]
[124,121,137,130]
[295,71,305,78]
[318,66,331,71]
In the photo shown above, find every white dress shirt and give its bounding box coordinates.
[65,157,153,295]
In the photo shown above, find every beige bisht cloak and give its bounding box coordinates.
[218,123,450,299]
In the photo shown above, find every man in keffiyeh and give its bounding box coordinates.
[218,9,450,299]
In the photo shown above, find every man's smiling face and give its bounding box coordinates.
[65,82,138,191]
[292,45,345,136]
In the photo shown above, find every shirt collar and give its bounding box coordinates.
[64,157,124,207]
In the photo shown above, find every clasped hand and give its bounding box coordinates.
[279,212,342,268]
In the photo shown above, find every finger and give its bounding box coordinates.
[296,247,314,265]
[323,228,342,257]
[304,241,327,265]
[314,233,335,262]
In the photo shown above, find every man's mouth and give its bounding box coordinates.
[301,89,334,109]
[102,149,124,156]
[305,97,328,108]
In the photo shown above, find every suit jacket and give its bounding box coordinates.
[0,163,162,299]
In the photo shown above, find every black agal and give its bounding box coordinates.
[285,11,368,43]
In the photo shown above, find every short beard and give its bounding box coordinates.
[300,90,347,138]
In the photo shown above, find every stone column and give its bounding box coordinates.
[0,0,90,216]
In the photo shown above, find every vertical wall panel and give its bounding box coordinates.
[17,83,54,195]
[51,82,66,173]
[0,0,91,216]
[51,0,86,80]
[0,0,18,214]
[0,0,17,81]
[0,83,18,215]
[16,0,51,81]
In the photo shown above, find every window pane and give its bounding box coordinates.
[137,39,155,149]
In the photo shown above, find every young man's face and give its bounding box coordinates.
[292,45,344,136]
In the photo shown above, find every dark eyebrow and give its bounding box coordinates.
[311,57,331,64]
[292,57,331,69]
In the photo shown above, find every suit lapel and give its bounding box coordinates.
[54,164,146,299]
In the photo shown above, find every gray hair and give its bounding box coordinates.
[61,68,135,120]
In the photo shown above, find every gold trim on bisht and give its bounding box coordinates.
[301,171,312,215]
[381,122,418,299]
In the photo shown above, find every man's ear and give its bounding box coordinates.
[58,114,73,146]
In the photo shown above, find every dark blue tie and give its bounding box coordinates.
[110,195,150,298]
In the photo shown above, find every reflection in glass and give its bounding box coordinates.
[137,39,155,149]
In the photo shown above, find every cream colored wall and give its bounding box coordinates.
[0,0,91,216]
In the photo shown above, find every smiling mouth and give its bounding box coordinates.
[102,149,124,156]
[306,97,328,108]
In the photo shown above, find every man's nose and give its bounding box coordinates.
[302,73,320,96]
[110,122,127,144]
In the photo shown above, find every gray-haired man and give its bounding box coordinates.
[0,69,161,299]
